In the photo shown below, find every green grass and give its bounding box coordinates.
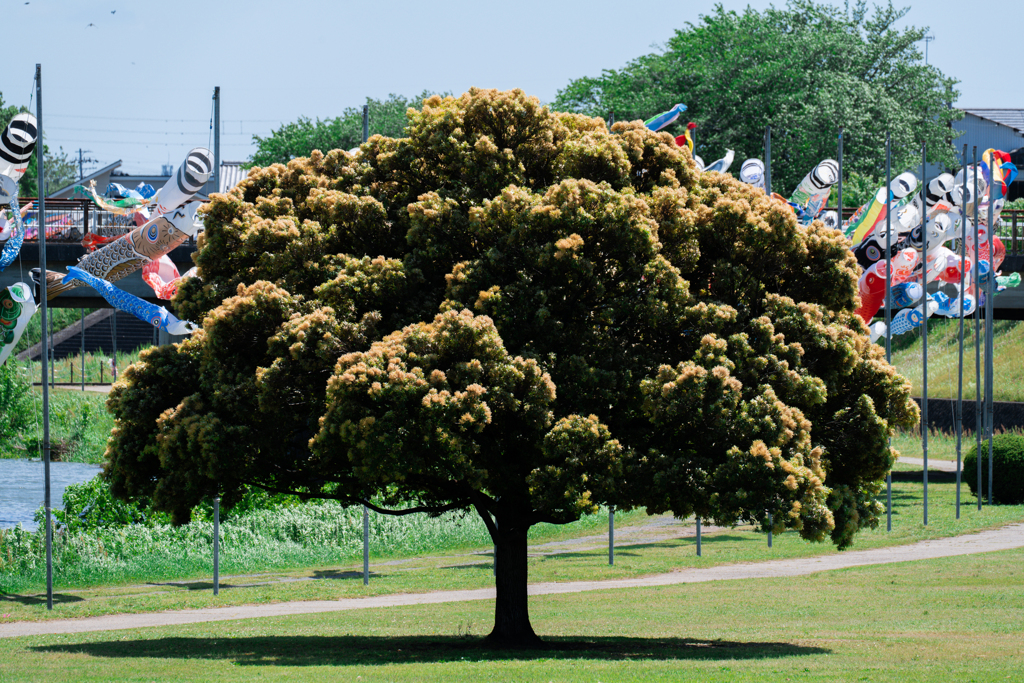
[2,475,1021,625]
[888,317,1024,402]
[0,544,1021,681]
[0,384,112,463]
[18,346,150,386]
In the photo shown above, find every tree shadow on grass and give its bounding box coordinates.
[533,534,751,560]
[33,635,829,665]
[0,592,83,606]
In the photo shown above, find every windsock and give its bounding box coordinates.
[739,158,765,189]
[818,210,839,230]
[997,273,1022,292]
[644,104,687,132]
[703,150,734,174]
[886,282,923,309]
[932,292,976,318]
[36,201,201,299]
[153,148,214,216]
[142,255,197,300]
[63,266,198,336]
[0,282,35,366]
[855,260,889,323]
[674,122,697,153]
[888,247,921,284]
[853,234,899,270]
[869,320,887,343]
[0,177,24,273]
[846,172,918,245]
[692,155,705,172]
[0,114,38,182]
[789,159,839,218]
[889,299,938,337]
[925,174,956,216]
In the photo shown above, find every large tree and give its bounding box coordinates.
[249,91,442,168]
[553,0,960,199]
[105,89,917,645]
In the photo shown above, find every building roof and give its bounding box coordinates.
[961,109,1024,133]
[219,161,249,193]
[49,160,122,198]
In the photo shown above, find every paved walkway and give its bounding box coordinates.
[3,522,1022,639]
[899,457,959,472]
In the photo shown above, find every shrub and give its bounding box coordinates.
[964,433,1024,504]
[0,362,33,442]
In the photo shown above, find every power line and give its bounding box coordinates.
[46,114,285,123]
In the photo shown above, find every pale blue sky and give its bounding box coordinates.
[0,0,1018,175]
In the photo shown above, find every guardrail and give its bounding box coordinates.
[12,197,198,245]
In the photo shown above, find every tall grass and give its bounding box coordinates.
[888,318,1024,402]
[0,362,113,463]
[20,347,150,385]
[0,477,628,593]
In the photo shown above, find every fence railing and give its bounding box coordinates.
[11,198,199,245]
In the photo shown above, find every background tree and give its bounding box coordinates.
[553,0,960,201]
[248,91,443,167]
[105,89,917,645]
[0,92,77,197]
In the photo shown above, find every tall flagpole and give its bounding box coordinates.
[955,144,967,518]
[973,147,982,510]
[920,141,929,526]
[837,128,843,219]
[36,64,53,611]
[885,133,893,531]
[985,152,998,505]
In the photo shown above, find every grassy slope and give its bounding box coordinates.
[888,317,1024,403]
[0,545,1020,681]
[0,385,113,462]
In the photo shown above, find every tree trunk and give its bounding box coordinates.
[486,520,542,647]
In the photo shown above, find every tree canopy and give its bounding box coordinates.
[553,0,960,199]
[106,88,917,645]
[248,92,442,168]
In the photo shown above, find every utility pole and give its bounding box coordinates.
[75,149,95,180]
[923,35,935,65]
[212,87,221,195]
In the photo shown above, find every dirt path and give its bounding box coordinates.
[3,522,1022,639]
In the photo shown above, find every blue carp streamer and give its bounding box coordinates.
[63,266,198,336]
[644,104,687,132]
[0,195,24,273]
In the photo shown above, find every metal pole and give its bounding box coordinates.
[764,127,772,196]
[363,505,369,585]
[213,87,221,195]
[36,64,53,611]
[80,309,85,391]
[885,133,893,531]
[49,312,54,388]
[362,104,369,144]
[837,128,844,217]
[955,144,968,518]
[608,508,614,566]
[921,141,929,526]
[111,312,117,377]
[973,147,982,510]
[695,518,702,556]
[767,513,773,548]
[986,154,997,506]
[213,496,220,595]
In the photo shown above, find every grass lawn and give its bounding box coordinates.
[0,545,1020,681]
[2,476,1021,626]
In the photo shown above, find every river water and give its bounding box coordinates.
[0,459,102,531]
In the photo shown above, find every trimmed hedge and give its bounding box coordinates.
[964,433,1024,505]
